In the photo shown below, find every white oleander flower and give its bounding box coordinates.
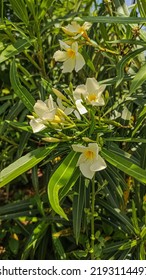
[72,143,107,179]
[53,40,85,73]
[74,78,106,114]
[62,21,92,38]
[29,95,62,133]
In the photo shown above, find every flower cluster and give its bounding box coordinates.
[53,21,92,73]
[29,20,107,179]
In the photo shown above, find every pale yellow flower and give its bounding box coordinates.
[53,40,85,73]
[29,94,75,133]
[74,78,106,114]
[29,95,65,133]
[62,21,92,39]
[72,143,107,179]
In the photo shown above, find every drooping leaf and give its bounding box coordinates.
[48,151,79,220]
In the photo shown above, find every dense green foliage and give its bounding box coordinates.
[0,0,146,260]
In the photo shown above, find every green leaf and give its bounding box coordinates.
[130,63,146,94]
[9,0,29,25]
[0,144,57,188]
[38,0,55,19]
[131,200,140,234]
[116,47,145,87]
[59,167,80,201]
[10,60,35,112]
[0,39,31,64]
[73,176,86,244]
[105,137,146,143]
[140,227,146,239]
[52,225,66,260]
[97,198,135,234]
[48,151,79,220]
[132,105,146,137]
[119,240,137,250]
[101,148,146,184]
[137,0,146,17]
[9,237,19,255]
[25,0,35,17]
[140,241,145,260]
[81,16,146,24]
[6,121,32,132]
[21,220,49,260]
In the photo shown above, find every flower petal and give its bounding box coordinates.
[79,160,95,179]
[96,84,106,95]
[72,144,87,153]
[83,22,92,30]
[74,109,81,120]
[30,118,46,133]
[90,155,107,171]
[121,107,131,120]
[75,100,87,115]
[34,100,48,118]
[53,50,68,62]
[62,57,75,73]
[74,85,87,100]
[75,53,85,72]
[59,40,70,50]
[71,41,78,52]
[86,78,99,93]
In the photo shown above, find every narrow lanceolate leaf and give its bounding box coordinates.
[116,47,145,87]
[10,60,35,112]
[81,16,146,24]
[0,39,31,64]
[48,151,79,220]
[137,0,146,17]
[101,148,146,184]
[59,167,80,201]
[0,144,57,188]
[21,220,49,260]
[132,105,146,137]
[9,0,29,25]
[130,63,146,94]
[73,176,85,244]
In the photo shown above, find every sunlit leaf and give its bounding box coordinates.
[0,144,57,188]
[48,151,79,220]
[101,148,146,184]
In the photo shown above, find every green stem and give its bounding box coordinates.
[90,174,95,260]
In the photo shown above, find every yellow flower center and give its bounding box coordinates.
[88,93,97,102]
[85,150,94,159]
[67,49,76,58]
[78,27,85,34]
